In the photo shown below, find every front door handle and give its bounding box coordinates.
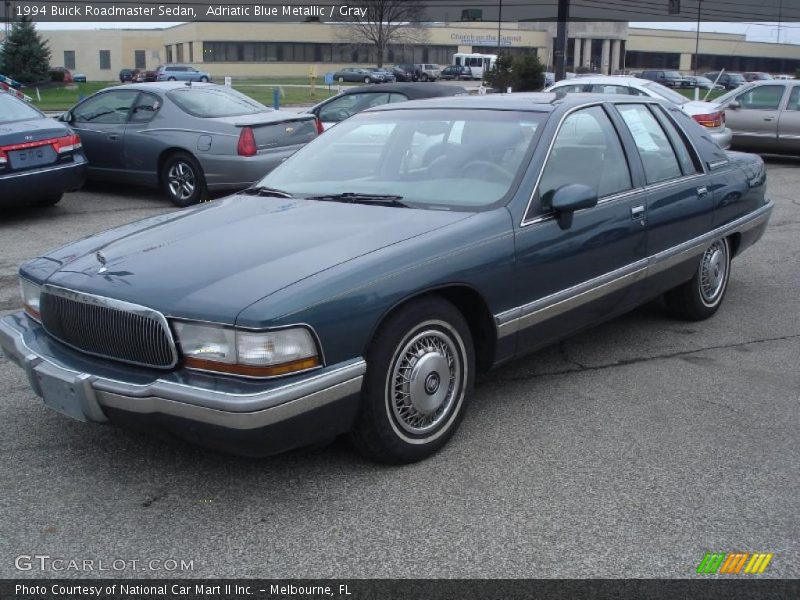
[764,117,775,122]
[108,134,119,141]
[697,186,708,198]
[631,205,645,221]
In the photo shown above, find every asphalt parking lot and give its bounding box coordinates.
[0,162,798,579]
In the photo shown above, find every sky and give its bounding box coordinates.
[27,21,800,45]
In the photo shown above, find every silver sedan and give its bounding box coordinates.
[60,82,319,206]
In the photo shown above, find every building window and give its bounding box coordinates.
[176,43,184,62]
[64,50,76,70]
[165,45,173,63]
[134,50,146,69]
[188,42,194,63]
[99,50,111,70]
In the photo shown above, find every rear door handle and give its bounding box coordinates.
[631,205,645,221]
[764,117,775,122]
[108,134,119,141]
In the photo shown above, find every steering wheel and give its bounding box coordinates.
[459,159,514,182]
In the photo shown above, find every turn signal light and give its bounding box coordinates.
[237,126,257,156]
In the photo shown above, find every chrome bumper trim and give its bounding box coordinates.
[0,315,365,430]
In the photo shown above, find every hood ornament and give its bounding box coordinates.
[96,251,108,274]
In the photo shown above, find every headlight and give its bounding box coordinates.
[20,279,42,321]
[173,322,321,377]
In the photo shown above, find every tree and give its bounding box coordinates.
[337,1,428,67]
[512,53,546,92]
[0,17,51,84]
[484,53,514,91]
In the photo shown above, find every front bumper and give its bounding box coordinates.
[0,313,365,455]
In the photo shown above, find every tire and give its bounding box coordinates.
[338,76,344,83]
[167,76,177,81]
[199,76,209,82]
[160,151,207,207]
[36,194,63,207]
[421,73,430,82]
[350,297,475,464]
[665,237,731,321]
[364,77,371,84]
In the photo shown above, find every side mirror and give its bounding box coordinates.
[728,100,741,110]
[59,111,74,123]
[550,183,597,229]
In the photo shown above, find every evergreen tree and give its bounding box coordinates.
[484,53,514,91]
[512,53,546,92]
[0,17,51,84]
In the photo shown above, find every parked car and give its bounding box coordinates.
[639,70,691,88]
[743,72,773,82]
[415,64,442,81]
[0,93,772,463]
[704,72,747,90]
[134,70,157,83]
[50,67,74,83]
[333,67,383,84]
[59,83,318,206]
[546,76,733,148]
[72,73,87,83]
[306,82,467,130]
[366,67,396,83]
[0,91,87,208]
[717,80,800,154]
[119,68,139,83]
[155,64,212,83]
[392,64,419,82]
[684,75,724,91]
[441,65,474,80]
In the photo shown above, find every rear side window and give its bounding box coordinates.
[538,105,632,206]
[617,103,682,184]
[129,93,161,123]
[0,94,43,122]
[787,87,800,111]
[651,105,702,175]
[167,87,267,118]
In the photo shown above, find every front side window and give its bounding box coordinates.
[736,85,785,110]
[617,103,682,184]
[260,109,545,210]
[538,105,632,206]
[319,93,391,122]
[72,90,138,124]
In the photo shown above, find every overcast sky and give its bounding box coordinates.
[29,21,800,45]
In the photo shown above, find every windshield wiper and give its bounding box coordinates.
[305,193,409,208]
[241,186,294,198]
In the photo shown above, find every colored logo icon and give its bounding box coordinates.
[696,552,773,574]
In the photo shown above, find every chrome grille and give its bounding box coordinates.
[40,288,177,369]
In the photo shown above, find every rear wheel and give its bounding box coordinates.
[36,194,62,207]
[351,297,475,464]
[199,76,209,82]
[364,77,371,84]
[167,76,177,81]
[160,152,206,207]
[421,73,430,82]
[665,238,731,321]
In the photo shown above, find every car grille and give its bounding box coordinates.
[40,289,177,369]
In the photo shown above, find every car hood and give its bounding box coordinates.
[40,195,471,324]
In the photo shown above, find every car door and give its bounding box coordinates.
[123,91,163,185]
[777,84,800,153]
[726,84,787,150]
[512,104,648,353]
[69,89,138,176]
[614,102,713,296]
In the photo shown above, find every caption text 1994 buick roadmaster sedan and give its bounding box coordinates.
[0,94,772,463]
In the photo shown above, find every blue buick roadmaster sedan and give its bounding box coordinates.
[0,94,772,463]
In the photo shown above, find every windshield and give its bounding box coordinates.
[167,86,269,118]
[0,94,43,122]
[259,109,546,210]
[642,82,688,105]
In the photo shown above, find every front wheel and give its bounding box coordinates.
[199,76,209,82]
[160,152,206,207]
[351,297,475,464]
[421,73,430,82]
[167,76,177,81]
[665,238,731,321]
[364,77,371,84]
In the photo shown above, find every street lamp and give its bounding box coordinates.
[497,0,502,51]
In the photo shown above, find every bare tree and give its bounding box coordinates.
[336,1,429,67]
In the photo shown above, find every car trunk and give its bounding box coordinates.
[216,113,318,151]
[0,118,74,173]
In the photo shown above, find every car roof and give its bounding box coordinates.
[367,92,665,113]
[111,82,218,93]
[334,82,468,99]
[550,75,652,86]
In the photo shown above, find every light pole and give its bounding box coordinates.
[555,0,570,81]
[497,0,502,52]
[693,0,702,75]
